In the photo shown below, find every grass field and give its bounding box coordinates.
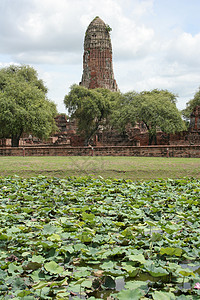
[0,156,200,180]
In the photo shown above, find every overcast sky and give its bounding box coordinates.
[1,0,200,113]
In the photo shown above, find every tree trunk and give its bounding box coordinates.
[11,134,20,147]
[154,134,157,145]
[84,123,100,146]
[148,134,153,145]
[84,137,90,146]
[167,134,170,144]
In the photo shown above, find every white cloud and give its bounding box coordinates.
[166,32,200,66]
[130,0,154,18]
[0,0,156,62]
[14,52,81,65]
[0,0,84,54]
[112,16,155,60]
[1,0,200,113]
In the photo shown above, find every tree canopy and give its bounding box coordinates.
[182,87,200,120]
[64,84,120,145]
[64,86,186,146]
[111,89,186,145]
[0,65,57,147]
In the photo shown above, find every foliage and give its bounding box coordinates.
[111,91,139,132]
[0,175,200,299]
[182,87,200,120]
[64,84,119,145]
[111,89,186,145]
[105,24,112,32]
[0,65,57,147]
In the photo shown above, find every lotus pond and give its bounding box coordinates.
[0,176,200,299]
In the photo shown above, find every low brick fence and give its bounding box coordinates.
[0,145,200,157]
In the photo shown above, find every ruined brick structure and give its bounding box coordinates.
[54,114,84,146]
[80,16,118,91]
[1,106,200,147]
[190,106,200,131]
[186,105,200,144]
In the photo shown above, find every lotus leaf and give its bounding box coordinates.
[152,291,176,299]
[116,288,144,299]
[44,261,64,275]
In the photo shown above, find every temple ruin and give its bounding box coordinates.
[80,16,118,91]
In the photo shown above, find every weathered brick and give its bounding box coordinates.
[80,17,118,91]
[0,145,200,157]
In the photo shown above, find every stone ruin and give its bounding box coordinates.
[186,105,200,144]
[80,16,118,91]
[52,105,200,147]
[190,105,200,131]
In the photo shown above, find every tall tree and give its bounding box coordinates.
[111,89,186,145]
[182,87,200,121]
[64,84,119,145]
[0,65,57,147]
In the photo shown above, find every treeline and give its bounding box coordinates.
[0,64,199,147]
[64,84,199,145]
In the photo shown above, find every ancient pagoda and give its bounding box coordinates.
[80,16,118,91]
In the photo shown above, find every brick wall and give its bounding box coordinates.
[0,145,200,157]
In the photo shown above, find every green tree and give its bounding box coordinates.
[64,84,119,145]
[0,65,57,147]
[182,87,200,121]
[112,89,186,145]
[111,91,138,133]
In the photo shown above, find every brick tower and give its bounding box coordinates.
[80,16,118,91]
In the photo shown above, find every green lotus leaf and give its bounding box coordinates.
[152,232,162,242]
[176,296,195,299]
[31,270,46,282]
[146,265,168,277]
[121,263,138,277]
[24,261,42,271]
[124,280,148,292]
[121,227,135,239]
[160,247,183,257]
[47,233,61,242]
[101,261,115,270]
[152,291,176,300]
[116,288,144,300]
[79,279,93,288]
[43,224,58,235]
[0,233,10,240]
[82,212,95,223]
[31,255,46,263]
[12,277,27,290]
[146,220,157,227]
[164,223,181,234]
[44,261,64,274]
[178,267,195,277]
[102,275,116,289]
[8,262,23,275]
[128,253,146,264]
[72,267,91,279]
[17,290,32,297]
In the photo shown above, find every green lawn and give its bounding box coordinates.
[1,156,200,180]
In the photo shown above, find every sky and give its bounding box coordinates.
[1,0,200,113]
